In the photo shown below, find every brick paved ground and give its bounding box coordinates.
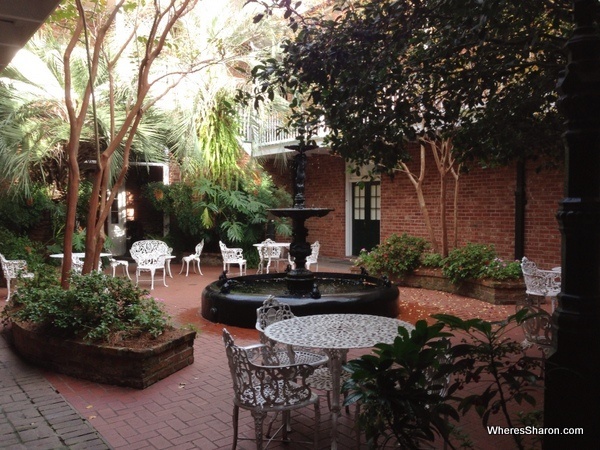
[1,258,544,449]
[0,330,111,449]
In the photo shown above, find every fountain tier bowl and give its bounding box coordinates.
[201,272,400,328]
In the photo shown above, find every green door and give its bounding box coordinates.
[352,182,381,255]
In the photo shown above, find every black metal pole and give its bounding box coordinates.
[544,1,600,447]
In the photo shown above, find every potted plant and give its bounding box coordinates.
[2,269,196,389]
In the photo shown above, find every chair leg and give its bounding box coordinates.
[5,278,11,301]
[184,259,190,276]
[196,259,203,275]
[282,411,290,441]
[150,269,155,290]
[232,405,239,450]
[314,399,321,450]
[355,402,361,448]
[179,260,185,275]
[251,410,266,450]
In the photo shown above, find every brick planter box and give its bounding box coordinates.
[10,322,196,389]
[397,268,525,305]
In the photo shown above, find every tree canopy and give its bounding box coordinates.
[243,0,571,171]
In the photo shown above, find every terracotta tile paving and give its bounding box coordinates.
[3,259,545,449]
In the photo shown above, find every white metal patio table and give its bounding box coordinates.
[50,252,112,271]
[265,313,414,449]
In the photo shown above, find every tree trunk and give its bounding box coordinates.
[397,143,440,254]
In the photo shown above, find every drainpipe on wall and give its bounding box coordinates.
[514,160,526,261]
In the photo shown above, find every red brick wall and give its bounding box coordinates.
[263,151,563,269]
[303,156,347,257]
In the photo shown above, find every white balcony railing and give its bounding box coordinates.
[239,108,329,156]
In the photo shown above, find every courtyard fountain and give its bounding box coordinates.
[201,144,399,328]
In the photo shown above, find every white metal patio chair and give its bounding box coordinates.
[223,328,325,450]
[256,239,287,274]
[179,240,204,276]
[518,257,558,373]
[219,240,247,276]
[71,255,84,274]
[305,241,320,271]
[0,252,34,301]
[130,240,170,290]
[521,256,561,311]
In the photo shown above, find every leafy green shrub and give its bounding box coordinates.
[441,244,523,284]
[3,271,171,343]
[483,257,522,281]
[0,226,46,266]
[144,174,292,265]
[0,186,57,233]
[343,321,460,449]
[421,252,444,268]
[441,243,497,284]
[343,312,543,450]
[354,233,429,277]
[434,312,542,450]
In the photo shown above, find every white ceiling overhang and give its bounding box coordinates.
[0,1,62,72]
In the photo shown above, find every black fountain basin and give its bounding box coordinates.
[201,272,400,328]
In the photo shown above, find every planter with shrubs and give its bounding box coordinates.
[2,270,196,389]
[354,236,525,305]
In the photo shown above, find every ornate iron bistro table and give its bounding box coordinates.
[265,313,415,449]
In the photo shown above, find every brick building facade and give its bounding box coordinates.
[265,148,563,269]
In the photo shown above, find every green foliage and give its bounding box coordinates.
[354,233,429,277]
[355,239,522,284]
[344,312,543,450]
[421,252,444,268]
[0,226,46,266]
[343,320,459,449]
[482,258,523,281]
[0,187,57,233]
[433,312,542,450]
[172,90,245,186]
[243,0,568,170]
[441,243,496,284]
[144,172,292,261]
[3,271,171,343]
